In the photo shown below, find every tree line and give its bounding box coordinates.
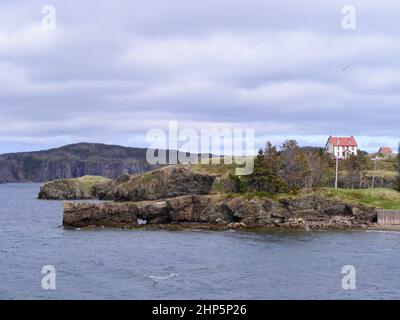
[231,140,397,194]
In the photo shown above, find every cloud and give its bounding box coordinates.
[0,0,399,154]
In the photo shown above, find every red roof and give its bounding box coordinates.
[327,136,358,147]
[378,147,392,154]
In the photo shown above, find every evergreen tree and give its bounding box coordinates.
[263,142,287,192]
[246,143,286,193]
[247,149,270,192]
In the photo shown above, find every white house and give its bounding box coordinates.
[326,136,358,159]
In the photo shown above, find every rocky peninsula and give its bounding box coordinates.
[50,165,381,231]
[39,175,111,200]
[63,194,377,231]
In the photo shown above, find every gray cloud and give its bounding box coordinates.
[0,0,399,153]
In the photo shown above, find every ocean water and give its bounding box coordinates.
[1,183,400,300]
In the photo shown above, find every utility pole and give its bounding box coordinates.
[335,138,339,189]
[371,156,380,189]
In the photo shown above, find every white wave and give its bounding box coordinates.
[149,273,178,282]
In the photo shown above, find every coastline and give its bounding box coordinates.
[32,165,398,233]
[61,221,400,233]
[62,193,379,232]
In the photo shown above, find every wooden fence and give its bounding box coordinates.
[377,209,400,225]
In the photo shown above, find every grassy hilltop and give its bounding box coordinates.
[303,188,400,210]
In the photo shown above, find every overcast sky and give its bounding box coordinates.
[0,0,399,154]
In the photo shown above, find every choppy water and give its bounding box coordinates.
[1,183,400,300]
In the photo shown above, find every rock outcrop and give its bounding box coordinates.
[63,194,378,230]
[97,166,216,201]
[38,176,111,200]
[60,165,379,230]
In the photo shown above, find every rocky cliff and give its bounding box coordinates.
[37,165,218,200]
[38,176,111,200]
[63,194,377,230]
[97,166,216,201]
[0,142,160,183]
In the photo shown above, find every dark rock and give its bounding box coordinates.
[99,166,215,201]
[322,204,353,216]
[166,195,224,223]
[63,200,169,227]
[63,194,379,230]
[38,176,111,200]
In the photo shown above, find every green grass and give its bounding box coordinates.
[141,171,157,181]
[182,156,254,177]
[314,188,400,210]
[222,187,400,210]
[183,163,235,177]
[69,175,111,193]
